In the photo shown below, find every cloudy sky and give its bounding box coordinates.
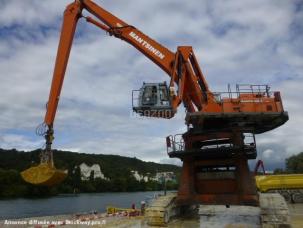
[0,0,302,170]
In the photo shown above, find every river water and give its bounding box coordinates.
[0,191,164,219]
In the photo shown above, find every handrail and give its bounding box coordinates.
[167,133,256,153]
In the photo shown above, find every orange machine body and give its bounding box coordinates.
[25,0,288,207]
[44,0,286,127]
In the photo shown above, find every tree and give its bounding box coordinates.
[286,152,303,173]
[0,148,181,197]
[72,166,82,188]
[273,168,285,174]
[89,170,94,182]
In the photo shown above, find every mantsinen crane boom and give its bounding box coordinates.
[21,0,288,209]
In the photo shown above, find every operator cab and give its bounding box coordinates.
[132,82,174,118]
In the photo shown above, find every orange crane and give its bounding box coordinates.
[21,0,288,207]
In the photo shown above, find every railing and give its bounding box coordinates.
[166,133,256,154]
[215,86,272,101]
[210,84,281,113]
[166,134,184,154]
[214,91,273,101]
[236,84,270,97]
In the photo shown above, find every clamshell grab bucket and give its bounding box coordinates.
[21,163,67,186]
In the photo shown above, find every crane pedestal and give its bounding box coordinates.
[167,130,259,206]
[176,156,258,206]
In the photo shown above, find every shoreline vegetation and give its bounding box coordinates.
[0,148,181,199]
[1,149,302,199]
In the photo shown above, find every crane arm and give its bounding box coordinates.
[43,0,214,150]
[44,1,81,127]
[82,0,212,110]
[83,0,175,76]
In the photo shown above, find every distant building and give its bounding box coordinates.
[131,170,149,182]
[78,163,108,181]
[154,172,175,182]
[131,170,176,182]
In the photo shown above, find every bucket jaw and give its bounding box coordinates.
[21,125,67,186]
[21,163,67,186]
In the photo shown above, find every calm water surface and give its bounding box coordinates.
[0,191,163,219]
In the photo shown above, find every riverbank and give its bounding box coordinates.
[1,212,145,228]
[0,192,163,220]
[1,204,303,227]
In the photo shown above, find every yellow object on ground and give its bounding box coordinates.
[106,206,142,218]
[107,207,138,214]
[21,163,67,186]
[255,174,303,192]
[145,192,178,226]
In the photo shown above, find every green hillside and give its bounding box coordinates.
[0,148,181,199]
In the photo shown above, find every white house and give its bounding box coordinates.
[131,170,176,182]
[154,172,175,182]
[78,163,108,181]
[131,170,149,182]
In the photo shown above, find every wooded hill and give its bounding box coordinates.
[0,148,181,198]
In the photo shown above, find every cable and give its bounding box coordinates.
[36,122,47,136]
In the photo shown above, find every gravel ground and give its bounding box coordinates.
[1,204,302,228]
[288,203,303,228]
[0,212,144,228]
